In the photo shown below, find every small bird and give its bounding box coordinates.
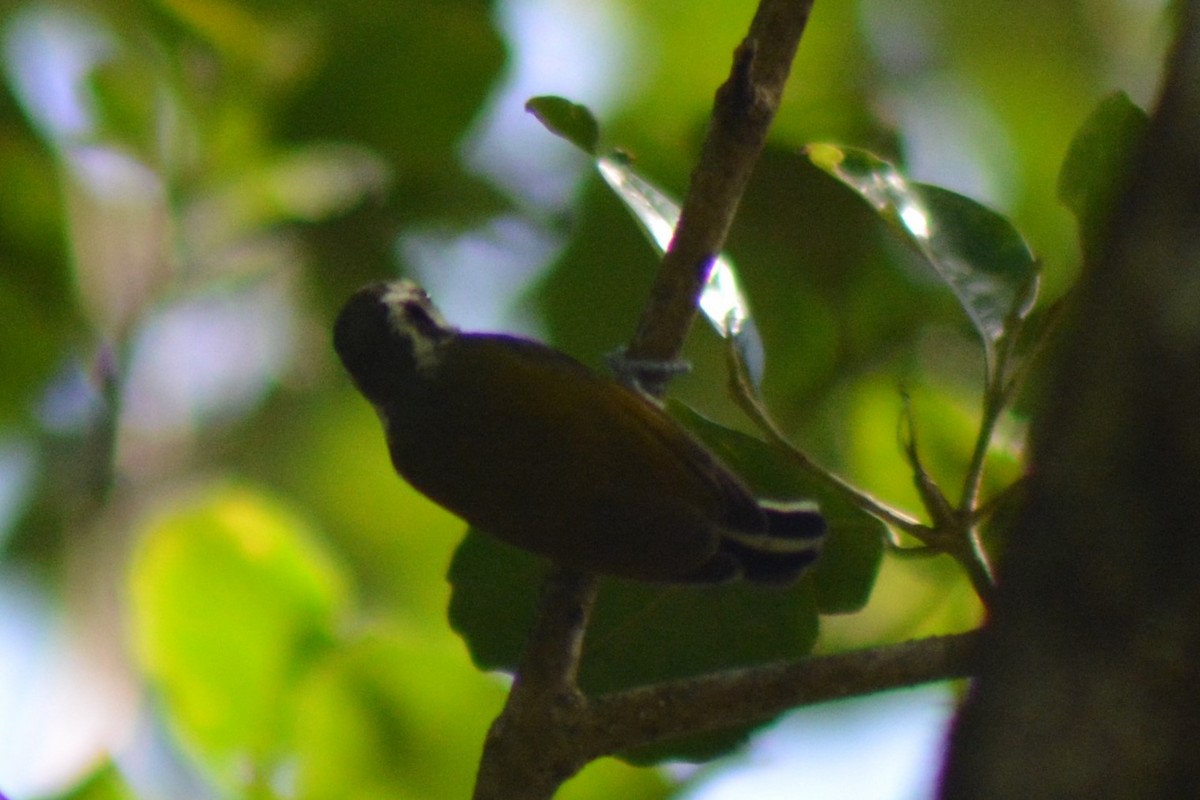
[333,280,825,584]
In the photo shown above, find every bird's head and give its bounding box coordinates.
[333,280,457,406]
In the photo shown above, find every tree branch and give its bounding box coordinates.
[583,632,979,759]
[625,0,815,378]
[473,571,599,800]
[473,2,822,797]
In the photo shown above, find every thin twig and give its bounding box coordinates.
[901,404,996,603]
[727,341,925,534]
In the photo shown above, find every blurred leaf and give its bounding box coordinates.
[46,762,136,800]
[88,55,165,166]
[670,403,885,614]
[807,144,1039,366]
[293,628,504,800]
[559,758,672,800]
[282,0,504,175]
[526,95,599,155]
[1057,91,1149,258]
[260,144,391,221]
[129,483,350,786]
[0,277,71,423]
[0,123,74,423]
[151,0,310,81]
[237,391,468,621]
[211,143,392,237]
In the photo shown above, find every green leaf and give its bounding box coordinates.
[88,55,165,166]
[128,483,349,787]
[807,144,1039,366]
[445,529,547,673]
[525,95,600,155]
[48,762,136,800]
[282,1,505,175]
[448,530,819,763]
[1057,91,1148,258]
[0,130,74,423]
[230,144,392,230]
[669,403,885,615]
[293,628,505,800]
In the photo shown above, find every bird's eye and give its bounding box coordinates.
[403,302,440,332]
[392,299,454,345]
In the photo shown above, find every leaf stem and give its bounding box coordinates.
[727,344,925,535]
[959,342,1013,514]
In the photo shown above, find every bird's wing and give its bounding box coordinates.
[452,335,766,532]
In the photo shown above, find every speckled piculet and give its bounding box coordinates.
[333,280,825,583]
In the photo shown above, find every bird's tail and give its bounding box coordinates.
[721,500,826,585]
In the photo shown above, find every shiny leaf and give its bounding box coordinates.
[807,144,1039,365]
[594,155,765,386]
[526,94,765,383]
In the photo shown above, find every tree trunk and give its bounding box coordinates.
[940,3,1200,795]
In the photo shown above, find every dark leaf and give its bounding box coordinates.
[448,528,819,763]
[1057,91,1149,258]
[525,95,600,155]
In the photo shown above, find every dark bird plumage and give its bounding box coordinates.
[333,280,824,584]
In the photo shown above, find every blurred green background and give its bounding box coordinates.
[0,0,1170,798]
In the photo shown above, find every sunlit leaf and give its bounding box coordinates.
[525,94,764,382]
[558,758,672,800]
[47,762,136,800]
[525,95,600,155]
[129,483,349,786]
[219,144,392,232]
[807,144,1039,366]
[293,628,505,800]
[1057,91,1148,258]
